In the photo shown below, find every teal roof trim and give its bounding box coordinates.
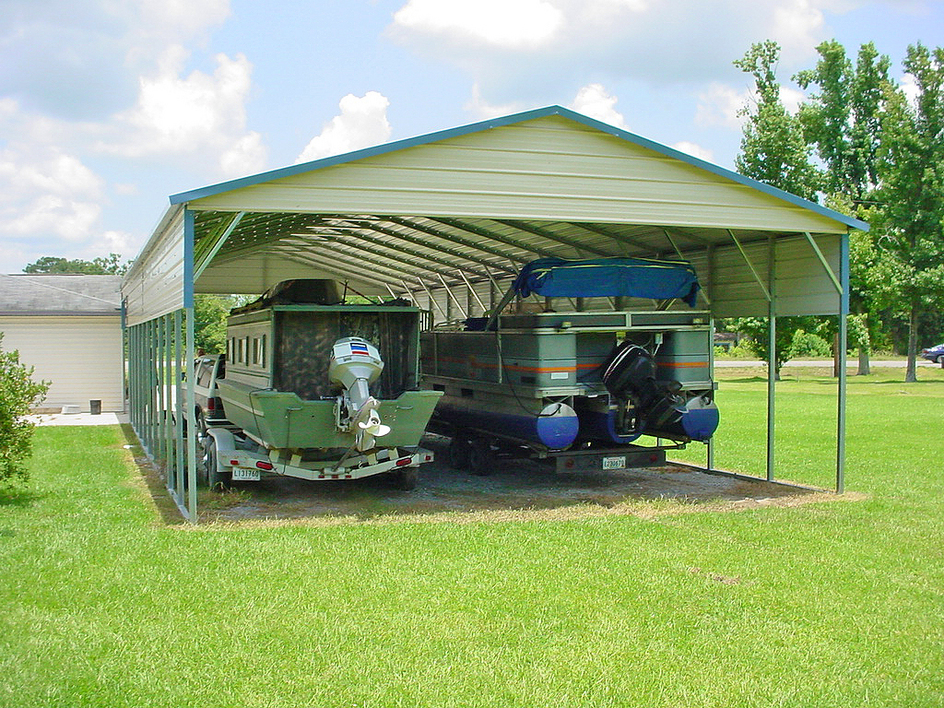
[169,105,869,233]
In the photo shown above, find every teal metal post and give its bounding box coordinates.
[766,236,776,482]
[175,309,185,502]
[837,233,849,494]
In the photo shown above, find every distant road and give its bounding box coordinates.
[714,359,935,368]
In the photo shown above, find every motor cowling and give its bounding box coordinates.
[328,337,390,450]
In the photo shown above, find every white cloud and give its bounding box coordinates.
[296,92,393,163]
[0,0,232,120]
[393,0,564,50]
[695,83,751,130]
[672,141,714,163]
[779,86,806,116]
[695,82,806,130]
[465,84,530,119]
[0,147,104,240]
[900,72,920,107]
[390,0,838,99]
[569,84,628,129]
[106,48,266,178]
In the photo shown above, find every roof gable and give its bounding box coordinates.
[172,106,866,234]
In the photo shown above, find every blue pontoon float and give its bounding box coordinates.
[421,257,719,473]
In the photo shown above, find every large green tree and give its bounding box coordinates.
[795,42,891,374]
[734,40,821,201]
[733,41,821,377]
[873,43,944,381]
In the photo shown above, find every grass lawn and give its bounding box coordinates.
[1,369,942,707]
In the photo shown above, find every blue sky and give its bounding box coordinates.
[1,0,941,272]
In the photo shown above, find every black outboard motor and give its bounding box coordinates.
[601,341,717,441]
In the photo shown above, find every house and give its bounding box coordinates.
[0,273,124,413]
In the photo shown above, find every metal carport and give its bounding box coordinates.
[122,105,867,522]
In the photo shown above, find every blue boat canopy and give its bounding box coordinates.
[512,257,701,307]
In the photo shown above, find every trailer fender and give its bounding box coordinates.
[205,427,237,457]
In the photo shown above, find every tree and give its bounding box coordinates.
[734,41,821,200]
[874,43,944,382]
[731,316,814,374]
[733,41,821,378]
[0,335,50,484]
[193,295,233,354]
[795,42,892,374]
[24,253,131,275]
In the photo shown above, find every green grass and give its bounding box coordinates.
[1,373,943,707]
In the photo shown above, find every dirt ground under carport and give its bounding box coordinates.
[184,434,842,526]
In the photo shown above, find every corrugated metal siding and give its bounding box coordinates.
[123,207,186,326]
[188,116,846,235]
[709,234,841,318]
[0,316,124,411]
[196,253,343,294]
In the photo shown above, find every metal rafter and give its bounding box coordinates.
[318,218,493,283]
[272,247,420,290]
[569,222,653,253]
[339,216,520,276]
[432,217,563,259]
[295,224,468,288]
[380,216,528,270]
[492,219,614,258]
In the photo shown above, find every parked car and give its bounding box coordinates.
[193,354,229,434]
[920,343,944,364]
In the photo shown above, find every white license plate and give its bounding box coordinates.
[602,456,626,470]
[231,467,261,481]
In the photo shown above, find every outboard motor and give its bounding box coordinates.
[329,337,391,451]
[601,341,718,441]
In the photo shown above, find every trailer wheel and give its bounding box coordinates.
[203,437,230,491]
[469,438,495,476]
[448,437,473,470]
[392,467,419,491]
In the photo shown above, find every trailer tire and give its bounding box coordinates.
[448,437,473,470]
[393,467,419,491]
[469,438,495,476]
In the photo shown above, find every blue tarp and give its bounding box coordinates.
[512,257,701,307]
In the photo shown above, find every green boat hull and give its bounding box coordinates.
[217,379,442,450]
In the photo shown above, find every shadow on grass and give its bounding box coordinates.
[0,485,44,508]
[119,424,189,526]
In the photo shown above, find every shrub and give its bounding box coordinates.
[787,329,833,358]
[0,335,50,484]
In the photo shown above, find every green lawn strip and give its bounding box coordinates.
[0,378,942,707]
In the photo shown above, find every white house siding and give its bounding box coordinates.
[0,315,124,412]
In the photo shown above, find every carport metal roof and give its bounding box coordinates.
[123,105,866,327]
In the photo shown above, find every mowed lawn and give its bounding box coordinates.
[1,370,942,707]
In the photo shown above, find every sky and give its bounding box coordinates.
[1,0,941,273]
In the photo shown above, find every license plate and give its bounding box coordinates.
[602,456,626,470]
[231,467,261,481]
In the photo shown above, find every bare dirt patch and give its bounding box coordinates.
[185,435,863,527]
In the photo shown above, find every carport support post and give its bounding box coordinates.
[767,235,776,483]
[184,209,197,522]
[837,233,850,494]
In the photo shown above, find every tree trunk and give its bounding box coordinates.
[833,332,840,378]
[857,345,871,375]
[906,304,918,383]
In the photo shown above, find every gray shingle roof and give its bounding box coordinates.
[0,274,122,315]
